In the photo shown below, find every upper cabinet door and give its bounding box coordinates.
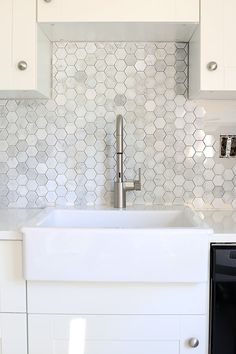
[189,0,236,99]
[0,0,13,91]
[12,0,37,91]
[222,0,236,91]
[200,0,225,93]
[37,0,199,22]
[0,0,51,99]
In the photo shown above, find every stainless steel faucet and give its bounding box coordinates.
[114,115,141,208]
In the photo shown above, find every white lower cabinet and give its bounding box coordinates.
[0,241,26,313]
[0,314,27,354]
[51,341,178,354]
[0,241,27,354]
[28,314,206,354]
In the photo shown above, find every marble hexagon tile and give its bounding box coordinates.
[0,42,235,208]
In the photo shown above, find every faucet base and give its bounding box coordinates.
[114,182,126,208]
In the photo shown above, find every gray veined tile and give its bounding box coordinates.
[115,48,126,60]
[114,94,127,107]
[0,41,234,209]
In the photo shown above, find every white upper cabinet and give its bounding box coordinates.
[38,0,199,23]
[0,0,51,99]
[189,0,236,99]
[37,0,199,41]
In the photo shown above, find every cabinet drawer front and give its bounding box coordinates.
[0,314,27,354]
[0,241,26,312]
[37,0,199,23]
[28,282,207,315]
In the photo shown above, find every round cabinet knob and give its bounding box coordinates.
[188,338,199,348]
[17,61,27,71]
[207,61,218,71]
[44,0,52,2]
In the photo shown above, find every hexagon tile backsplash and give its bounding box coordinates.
[0,41,235,208]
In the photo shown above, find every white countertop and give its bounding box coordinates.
[198,210,236,234]
[197,210,236,243]
[0,209,40,240]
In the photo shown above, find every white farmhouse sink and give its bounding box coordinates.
[28,208,202,228]
[22,207,212,283]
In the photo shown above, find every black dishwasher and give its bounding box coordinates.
[210,245,236,354]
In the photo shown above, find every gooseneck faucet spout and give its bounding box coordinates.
[114,115,141,208]
[116,115,123,183]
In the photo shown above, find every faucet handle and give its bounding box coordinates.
[134,168,141,191]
